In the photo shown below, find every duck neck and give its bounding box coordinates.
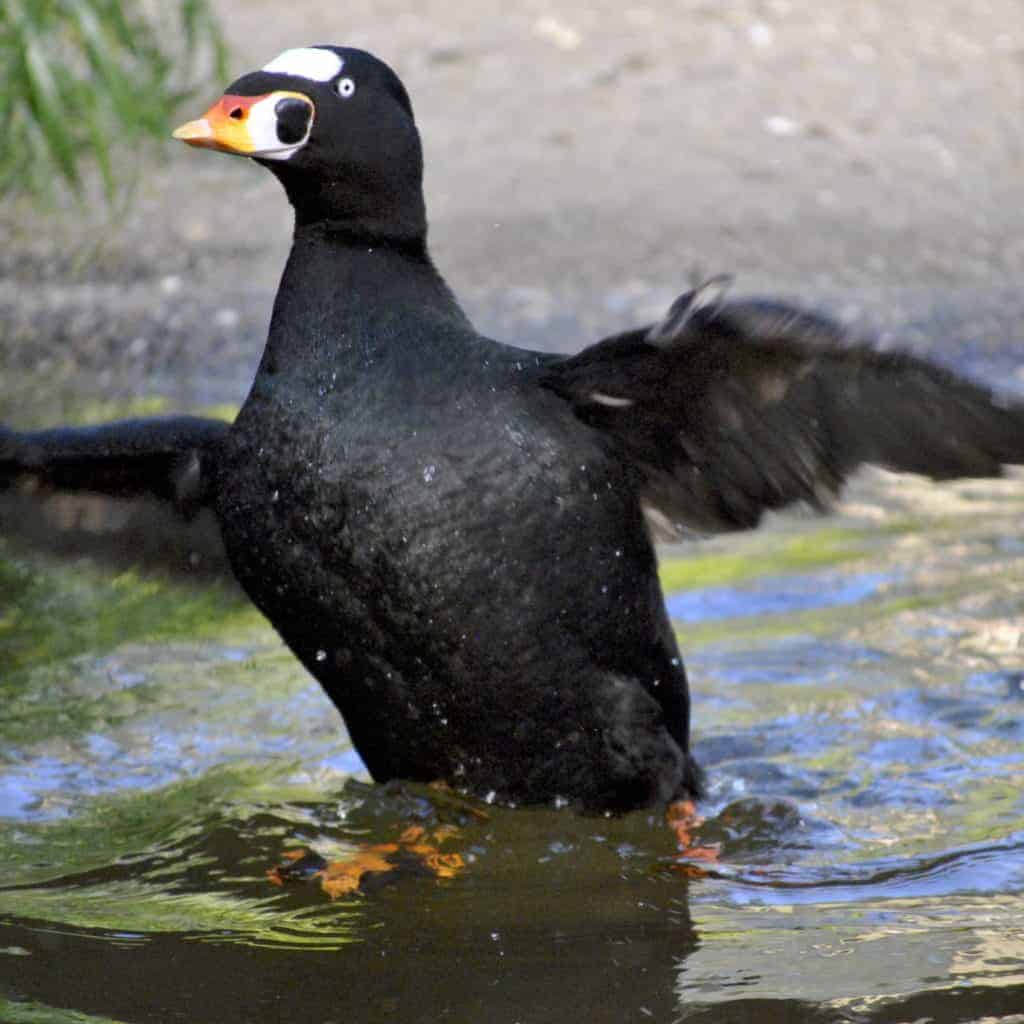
[258,220,472,381]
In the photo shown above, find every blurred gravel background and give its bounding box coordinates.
[2,0,1023,414]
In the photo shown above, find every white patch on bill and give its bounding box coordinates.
[262,47,343,82]
[246,93,313,161]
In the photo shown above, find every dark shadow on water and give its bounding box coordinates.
[2,912,697,1024]
[0,785,702,1024]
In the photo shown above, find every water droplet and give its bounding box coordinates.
[484,790,497,804]
[315,649,327,662]
[423,463,437,483]
[271,489,280,502]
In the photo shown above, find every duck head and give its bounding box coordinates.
[174,46,427,241]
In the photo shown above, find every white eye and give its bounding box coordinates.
[336,77,356,99]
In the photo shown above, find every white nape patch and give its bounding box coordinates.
[589,391,634,408]
[263,47,343,82]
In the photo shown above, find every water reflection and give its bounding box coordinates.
[666,571,891,623]
[1,468,1022,1021]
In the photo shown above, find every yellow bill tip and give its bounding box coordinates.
[172,118,214,144]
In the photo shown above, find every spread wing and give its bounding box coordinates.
[543,281,1024,534]
[0,416,229,516]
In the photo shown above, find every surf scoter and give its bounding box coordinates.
[4,46,1023,813]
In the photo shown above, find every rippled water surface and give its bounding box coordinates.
[1,469,1022,1023]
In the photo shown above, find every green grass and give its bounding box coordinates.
[1,0,227,203]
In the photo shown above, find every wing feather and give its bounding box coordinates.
[544,285,1024,534]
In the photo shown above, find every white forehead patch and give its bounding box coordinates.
[262,47,343,82]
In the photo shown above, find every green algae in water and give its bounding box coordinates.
[0,541,255,675]
[0,999,132,1024]
[657,525,873,593]
[0,880,361,951]
[0,769,364,949]
[0,542,365,949]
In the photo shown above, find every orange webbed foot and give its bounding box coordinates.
[268,823,467,898]
[665,798,721,878]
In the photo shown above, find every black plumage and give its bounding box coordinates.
[3,46,1023,812]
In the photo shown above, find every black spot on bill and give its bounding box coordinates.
[275,97,312,145]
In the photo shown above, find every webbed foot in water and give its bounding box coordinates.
[268,824,466,898]
[666,799,721,878]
